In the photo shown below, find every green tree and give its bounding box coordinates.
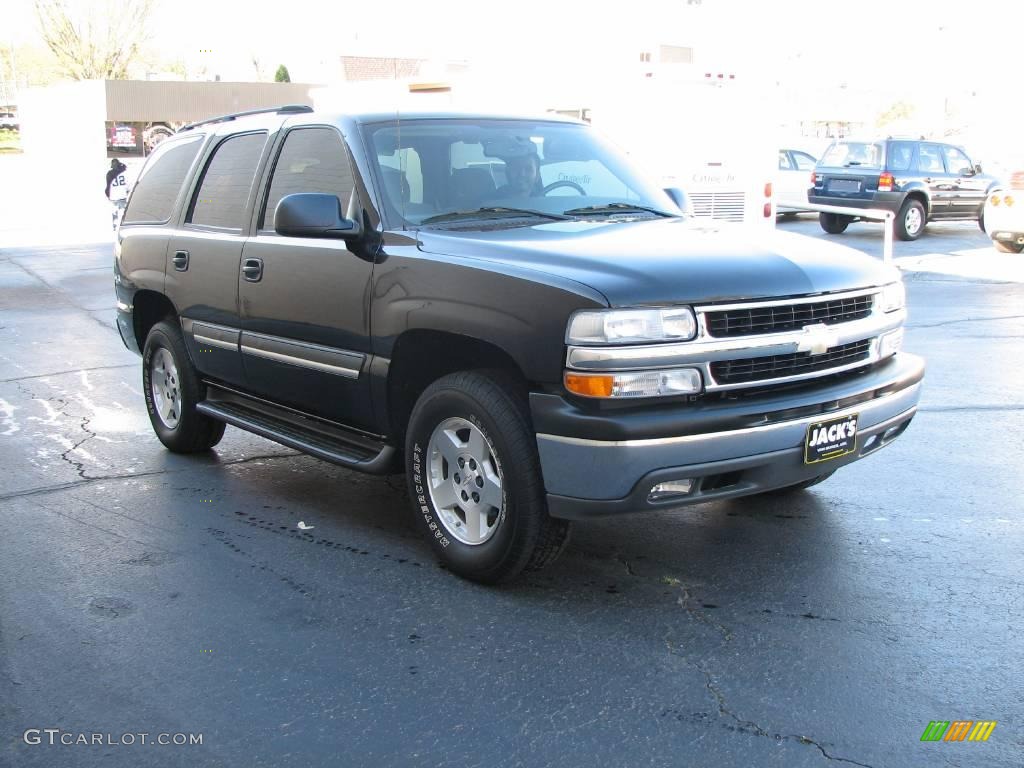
[274,65,291,83]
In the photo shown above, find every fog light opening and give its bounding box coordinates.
[648,479,694,502]
[882,423,907,443]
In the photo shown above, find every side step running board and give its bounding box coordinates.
[196,400,397,474]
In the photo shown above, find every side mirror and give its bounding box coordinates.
[274,193,361,239]
[974,162,983,175]
[664,187,692,215]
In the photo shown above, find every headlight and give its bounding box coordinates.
[880,281,905,313]
[567,307,697,345]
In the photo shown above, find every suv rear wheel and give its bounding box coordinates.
[896,199,926,241]
[406,371,570,583]
[142,321,225,452]
[819,213,850,234]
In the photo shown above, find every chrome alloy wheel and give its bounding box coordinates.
[426,417,505,545]
[150,347,182,429]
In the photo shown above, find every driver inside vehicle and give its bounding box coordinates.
[496,153,542,197]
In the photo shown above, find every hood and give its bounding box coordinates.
[415,218,899,307]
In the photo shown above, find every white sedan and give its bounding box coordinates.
[776,149,817,217]
[984,170,1024,253]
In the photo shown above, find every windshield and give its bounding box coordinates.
[820,141,885,169]
[363,118,676,227]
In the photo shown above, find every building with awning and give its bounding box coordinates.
[18,79,321,160]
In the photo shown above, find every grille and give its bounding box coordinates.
[689,191,746,222]
[706,294,874,337]
[711,339,873,385]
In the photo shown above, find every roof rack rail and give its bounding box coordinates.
[179,104,313,133]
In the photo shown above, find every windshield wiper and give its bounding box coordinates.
[421,207,571,224]
[561,203,677,218]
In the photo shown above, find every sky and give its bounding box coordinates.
[6,0,1020,156]
[8,0,1015,89]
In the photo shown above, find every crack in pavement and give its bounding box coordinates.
[7,258,120,336]
[383,475,407,495]
[660,580,877,767]
[662,578,733,642]
[58,416,97,479]
[614,554,637,577]
[919,404,1024,414]
[0,451,302,502]
[664,640,875,768]
[906,313,1024,330]
[0,364,136,385]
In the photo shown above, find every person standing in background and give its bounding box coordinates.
[105,159,131,230]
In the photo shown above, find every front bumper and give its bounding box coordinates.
[116,303,141,355]
[532,353,924,519]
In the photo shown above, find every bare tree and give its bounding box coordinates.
[34,0,155,80]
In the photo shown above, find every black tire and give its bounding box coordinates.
[142,320,225,453]
[895,198,926,241]
[405,370,570,584]
[762,471,835,495]
[994,239,1024,254]
[819,212,849,234]
[978,209,986,233]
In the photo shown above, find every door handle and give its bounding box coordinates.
[242,258,264,282]
[172,250,189,271]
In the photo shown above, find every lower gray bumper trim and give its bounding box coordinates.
[545,406,916,519]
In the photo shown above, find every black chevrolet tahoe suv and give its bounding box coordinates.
[809,137,996,241]
[115,105,925,583]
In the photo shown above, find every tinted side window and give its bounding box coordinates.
[942,146,972,175]
[792,152,816,171]
[261,128,355,230]
[820,142,882,169]
[887,142,914,172]
[917,144,945,174]
[188,132,267,230]
[778,151,793,171]
[122,136,202,224]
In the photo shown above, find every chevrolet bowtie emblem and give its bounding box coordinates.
[796,323,838,355]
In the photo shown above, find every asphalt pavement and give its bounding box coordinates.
[1,215,1021,768]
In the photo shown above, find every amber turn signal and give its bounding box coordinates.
[564,373,614,398]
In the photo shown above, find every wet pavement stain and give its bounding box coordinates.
[87,596,135,619]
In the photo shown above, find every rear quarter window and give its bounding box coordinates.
[886,142,914,172]
[122,136,203,224]
[819,142,883,169]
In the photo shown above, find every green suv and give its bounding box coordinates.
[809,138,997,241]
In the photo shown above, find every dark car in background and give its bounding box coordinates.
[809,138,997,241]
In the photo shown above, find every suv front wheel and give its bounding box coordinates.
[896,199,926,241]
[405,371,570,583]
